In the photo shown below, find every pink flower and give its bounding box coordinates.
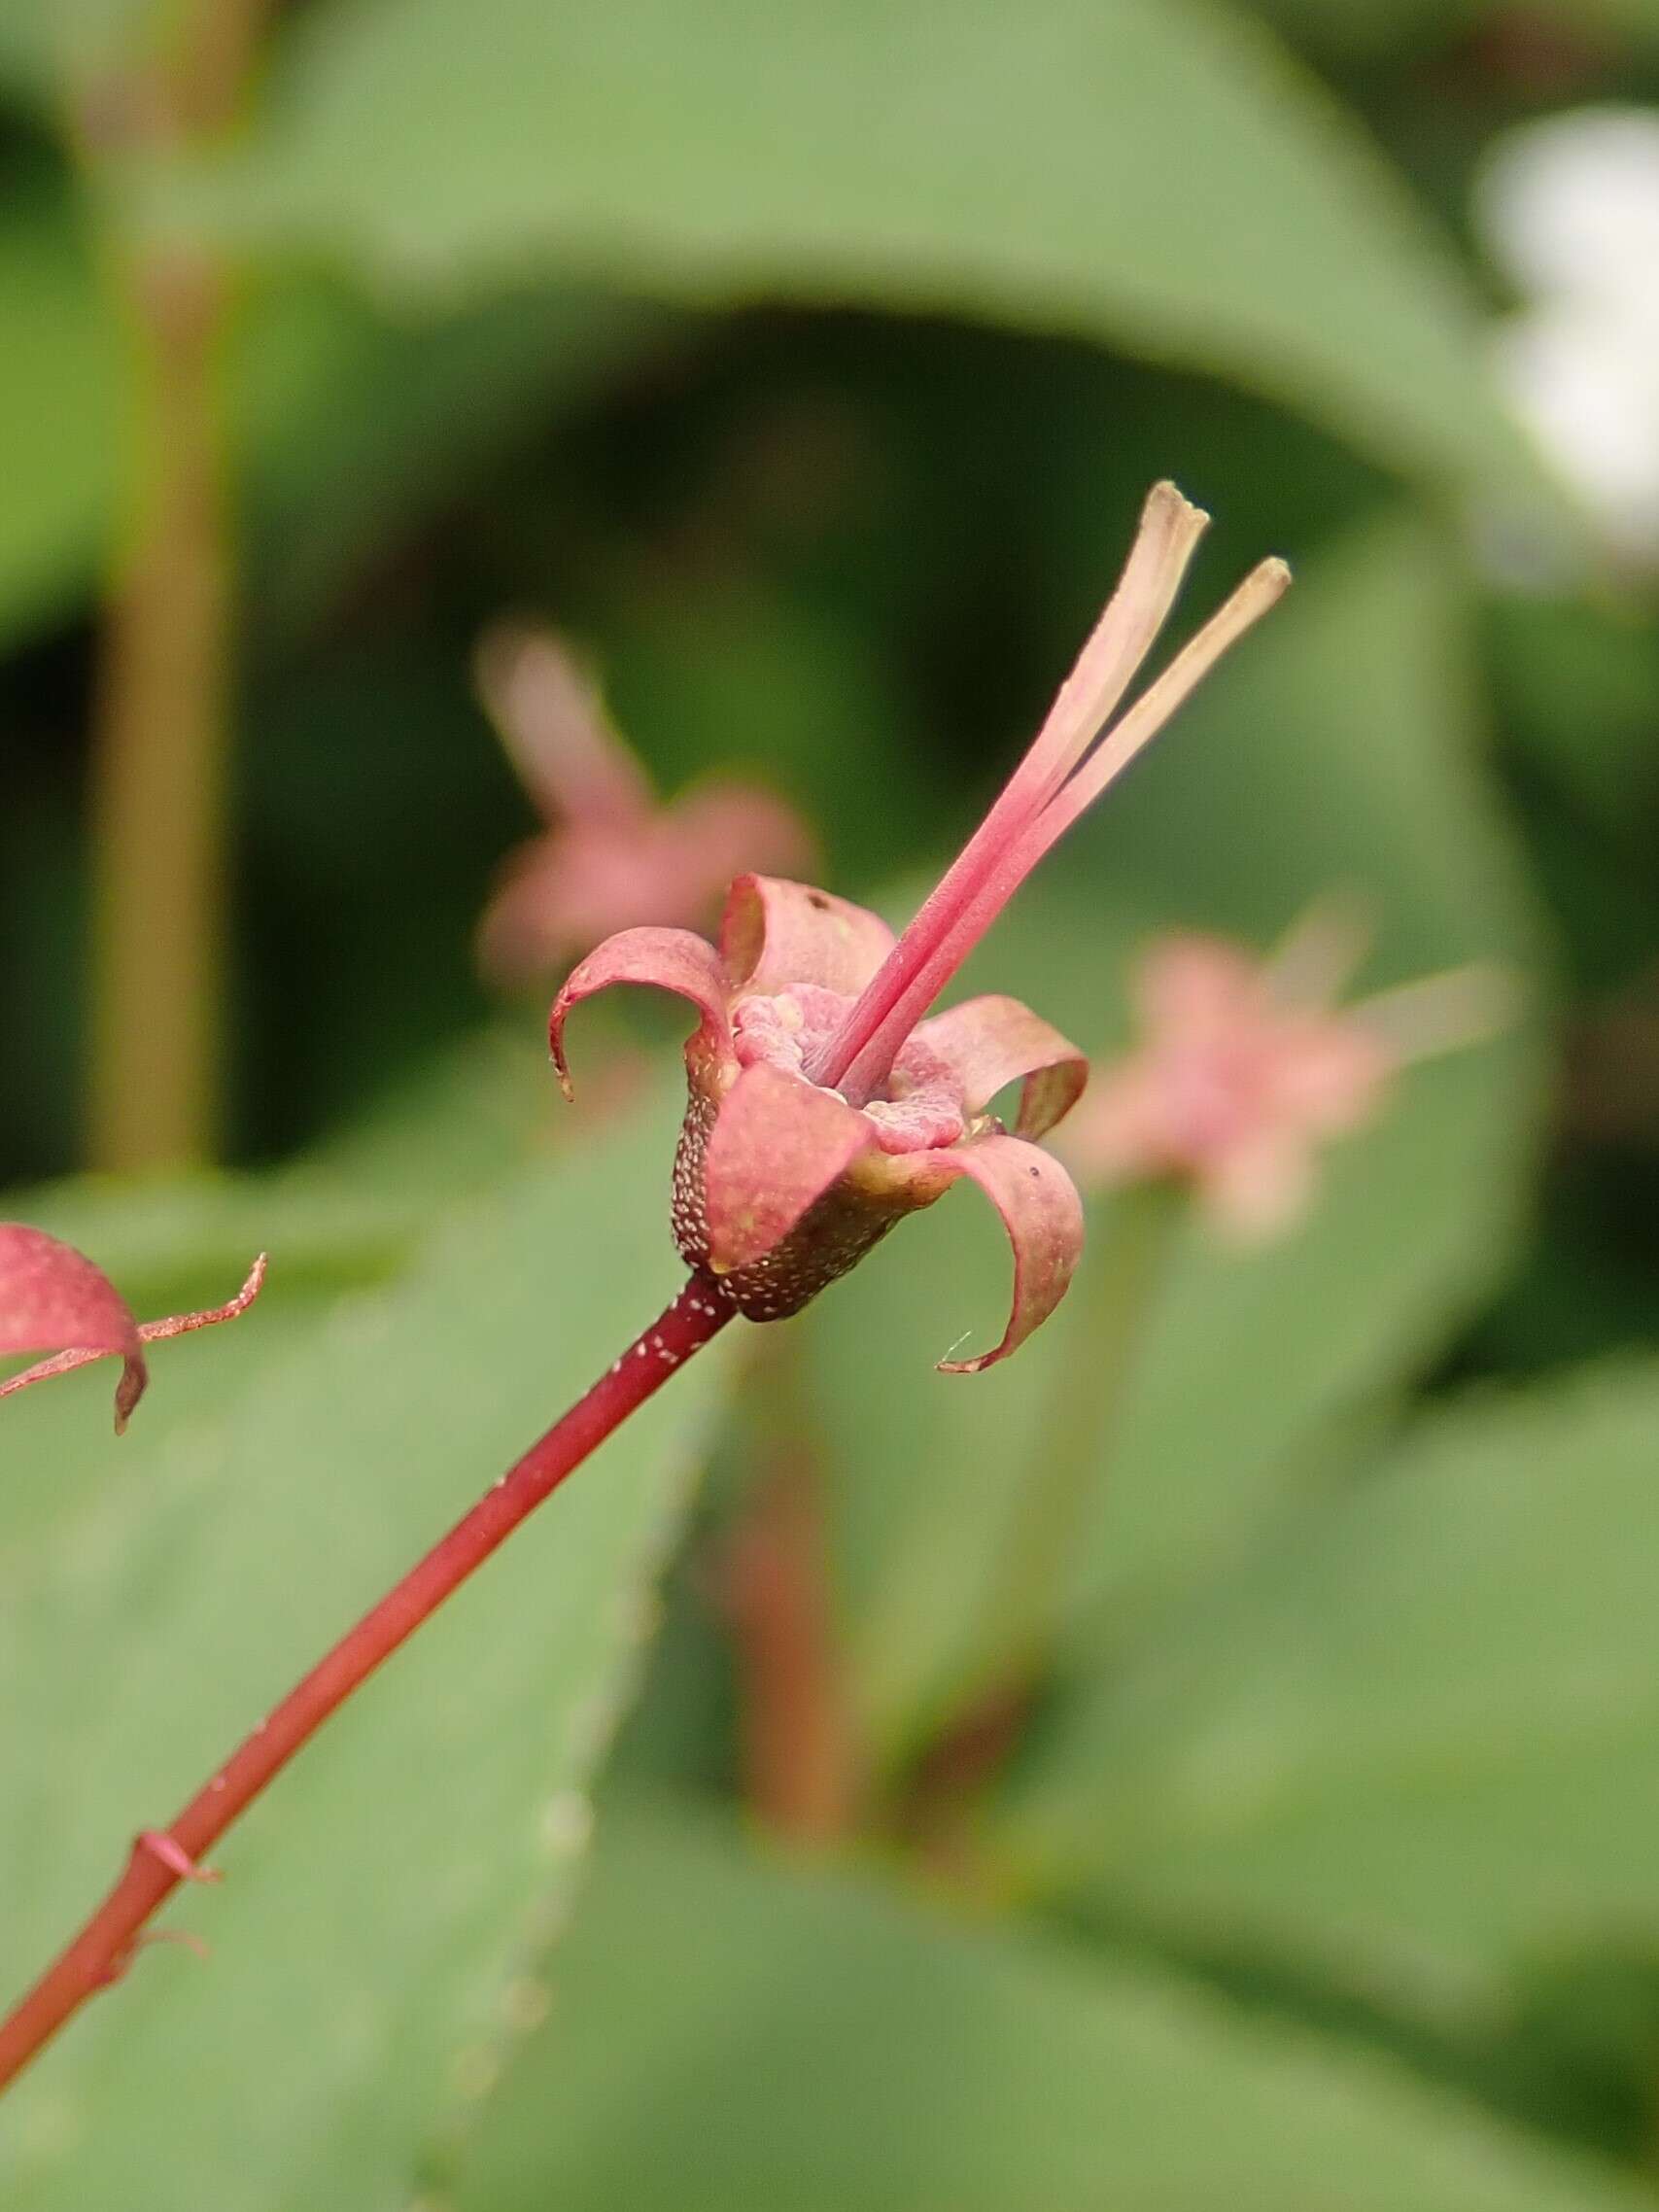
[1064,904,1517,1237]
[0,1226,265,1432]
[474,625,815,988]
[552,485,1290,1368]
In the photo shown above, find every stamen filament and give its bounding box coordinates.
[1009,558,1292,871]
[831,554,1291,1105]
[808,483,1210,1098]
[1353,963,1519,1060]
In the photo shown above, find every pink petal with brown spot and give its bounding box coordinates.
[930,1135,1085,1373]
[550,926,733,1098]
[702,1062,875,1274]
[720,875,895,998]
[912,995,1089,1140]
[0,1225,147,1430]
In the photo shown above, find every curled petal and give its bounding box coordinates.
[550,926,732,1099]
[0,1250,267,1433]
[720,875,895,998]
[0,1225,146,1429]
[703,1063,874,1275]
[912,995,1089,1140]
[932,1136,1085,1374]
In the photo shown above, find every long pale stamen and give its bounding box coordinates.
[807,482,1210,1096]
[831,555,1291,1107]
[1353,963,1520,1061]
[1009,559,1292,869]
[1265,894,1374,1014]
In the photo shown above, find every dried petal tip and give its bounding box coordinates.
[0,1227,266,1433]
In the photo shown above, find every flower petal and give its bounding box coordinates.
[475,625,653,830]
[1202,1128,1318,1240]
[720,875,895,998]
[668,786,817,892]
[912,995,1089,1140]
[549,926,732,1099]
[703,1062,874,1275]
[0,1225,147,1430]
[1132,935,1262,1042]
[933,1135,1085,1374]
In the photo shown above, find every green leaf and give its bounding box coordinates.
[446,1798,1650,2212]
[240,273,682,638]
[0,195,121,649]
[0,0,152,105]
[0,1086,734,2211]
[808,512,1547,1765]
[997,1361,1659,2027]
[183,0,1546,501]
[0,186,674,649]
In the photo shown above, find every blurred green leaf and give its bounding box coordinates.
[446,1797,1651,2212]
[0,1085,733,2210]
[0,193,120,649]
[0,0,150,105]
[997,1360,1659,2028]
[1489,597,1659,856]
[1242,0,1483,55]
[241,274,683,637]
[0,191,674,649]
[809,512,1547,1765]
[184,0,1547,502]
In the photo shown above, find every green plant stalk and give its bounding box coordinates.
[721,1331,866,1846]
[81,0,271,1172]
[968,1177,1181,1711]
[86,239,235,1171]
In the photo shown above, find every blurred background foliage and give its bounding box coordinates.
[2,0,1659,2205]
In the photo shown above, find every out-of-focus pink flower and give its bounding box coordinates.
[474,625,815,988]
[0,1226,265,1432]
[552,485,1291,1367]
[1064,906,1516,1238]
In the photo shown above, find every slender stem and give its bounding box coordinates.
[978,1178,1178,1684]
[0,1272,735,2095]
[79,0,273,1172]
[719,1335,864,1846]
[898,1180,1177,1847]
[86,240,236,1170]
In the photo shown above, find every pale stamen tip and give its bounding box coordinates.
[1256,555,1294,596]
[1144,479,1211,538]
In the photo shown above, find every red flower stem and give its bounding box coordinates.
[0,1271,735,2096]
